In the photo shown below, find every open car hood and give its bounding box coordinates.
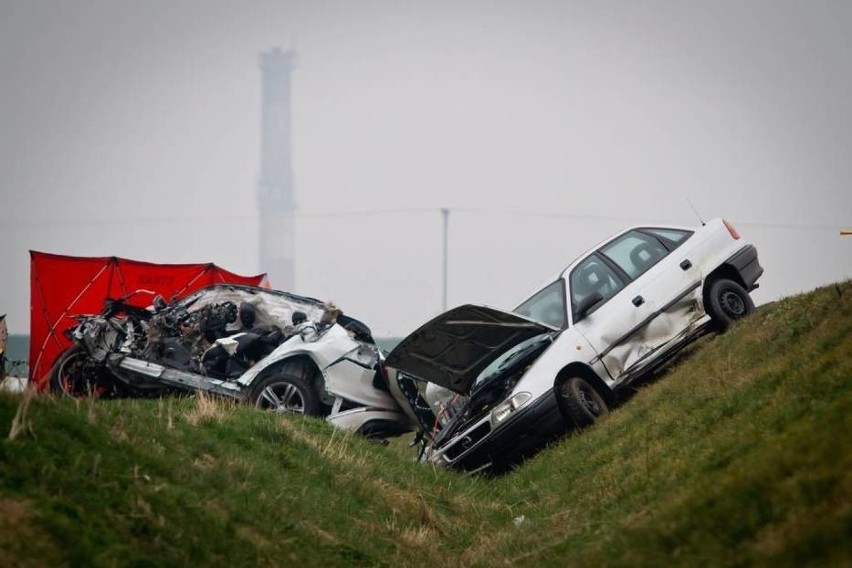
[385,304,555,394]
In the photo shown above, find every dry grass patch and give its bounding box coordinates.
[183,391,236,425]
[398,525,441,549]
[192,452,219,471]
[371,478,444,533]
[277,417,373,471]
[7,387,37,441]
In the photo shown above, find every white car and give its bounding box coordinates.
[386,218,763,472]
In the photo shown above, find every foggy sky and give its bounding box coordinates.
[1,0,851,336]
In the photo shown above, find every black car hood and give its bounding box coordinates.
[385,304,555,394]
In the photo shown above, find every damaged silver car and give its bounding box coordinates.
[387,218,763,472]
[50,284,417,438]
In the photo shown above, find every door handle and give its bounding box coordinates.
[632,295,644,307]
[680,259,692,270]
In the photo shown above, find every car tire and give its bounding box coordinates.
[248,374,322,416]
[49,346,114,397]
[705,278,754,331]
[558,376,609,429]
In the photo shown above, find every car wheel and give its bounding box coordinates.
[705,278,755,331]
[558,377,609,428]
[249,374,322,416]
[49,347,114,397]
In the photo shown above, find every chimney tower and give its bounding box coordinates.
[258,47,296,290]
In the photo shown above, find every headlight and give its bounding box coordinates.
[490,392,532,427]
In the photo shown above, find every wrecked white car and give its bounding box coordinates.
[387,218,763,472]
[50,284,416,438]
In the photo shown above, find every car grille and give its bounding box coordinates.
[443,420,491,461]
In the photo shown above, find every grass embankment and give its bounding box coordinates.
[1,282,850,567]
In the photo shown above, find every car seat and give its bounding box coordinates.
[629,240,665,275]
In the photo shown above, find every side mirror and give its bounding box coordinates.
[575,292,604,321]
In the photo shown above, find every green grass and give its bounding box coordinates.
[1,282,850,567]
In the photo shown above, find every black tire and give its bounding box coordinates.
[705,278,754,331]
[49,346,116,398]
[248,374,322,416]
[558,377,609,429]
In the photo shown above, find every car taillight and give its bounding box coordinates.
[723,219,740,240]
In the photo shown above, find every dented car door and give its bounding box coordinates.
[568,253,658,380]
[605,228,705,360]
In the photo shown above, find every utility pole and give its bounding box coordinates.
[441,208,450,312]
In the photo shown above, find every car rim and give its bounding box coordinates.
[260,383,305,414]
[719,288,746,317]
[58,352,97,395]
[57,355,77,394]
[577,385,601,416]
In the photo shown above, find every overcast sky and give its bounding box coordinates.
[1,0,850,336]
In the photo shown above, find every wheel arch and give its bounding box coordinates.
[251,354,324,392]
[702,264,747,304]
[553,362,617,407]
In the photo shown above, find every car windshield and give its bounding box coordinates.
[472,333,553,391]
[513,280,567,329]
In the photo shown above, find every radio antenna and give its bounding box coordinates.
[687,198,706,226]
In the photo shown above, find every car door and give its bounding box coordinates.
[593,228,703,377]
[568,252,658,381]
[584,228,701,380]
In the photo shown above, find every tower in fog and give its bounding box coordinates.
[258,47,296,290]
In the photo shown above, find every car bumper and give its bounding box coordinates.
[430,389,567,472]
[727,244,764,290]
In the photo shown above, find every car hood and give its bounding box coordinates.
[385,304,555,394]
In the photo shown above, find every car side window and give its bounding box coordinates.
[641,228,693,250]
[569,255,625,318]
[601,230,669,280]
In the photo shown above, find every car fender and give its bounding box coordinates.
[507,328,612,401]
[236,324,360,387]
[690,220,751,282]
[554,362,617,407]
[235,325,399,411]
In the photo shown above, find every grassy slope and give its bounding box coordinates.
[0,282,849,567]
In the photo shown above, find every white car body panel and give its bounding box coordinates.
[573,275,657,379]
[236,323,403,414]
[503,327,600,395]
[327,407,411,432]
[236,324,358,387]
[323,345,400,410]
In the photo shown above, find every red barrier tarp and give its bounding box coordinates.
[29,251,267,388]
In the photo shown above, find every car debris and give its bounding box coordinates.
[50,284,418,439]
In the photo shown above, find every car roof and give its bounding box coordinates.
[512,219,700,307]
